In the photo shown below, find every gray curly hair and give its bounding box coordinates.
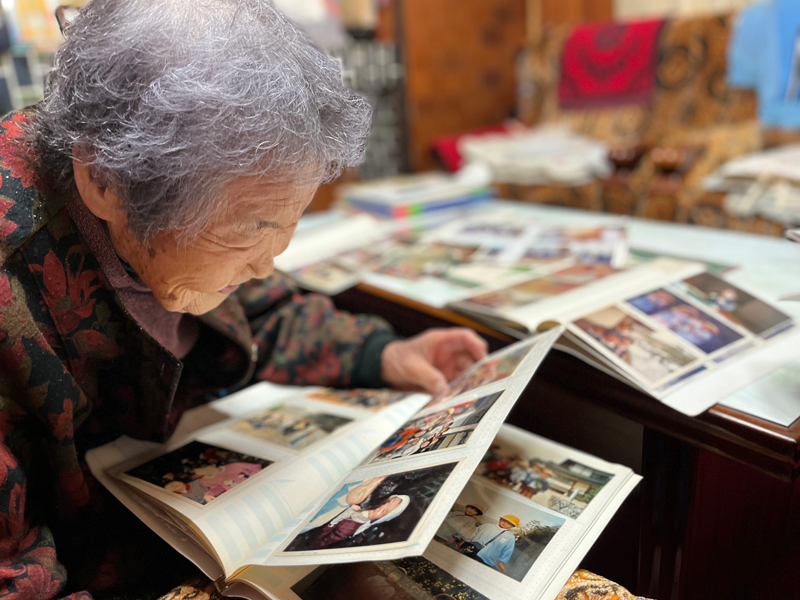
[25,0,371,242]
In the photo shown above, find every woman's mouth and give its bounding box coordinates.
[218,284,240,294]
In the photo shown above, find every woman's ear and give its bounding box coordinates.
[72,146,125,225]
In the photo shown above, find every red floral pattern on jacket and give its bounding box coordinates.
[0,112,391,599]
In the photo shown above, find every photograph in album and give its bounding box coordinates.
[431,337,540,406]
[434,478,566,582]
[230,405,352,451]
[307,388,413,411]
[291,555,489,600]
[674,272,792,338]
[574,305,698,385]
[628,289,744,353]
[479,443,614,519]
[364,391,503,464]
[124,441,274,507]
[283,462,458,553]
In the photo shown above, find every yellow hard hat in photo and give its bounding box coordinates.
[501,515,520,527]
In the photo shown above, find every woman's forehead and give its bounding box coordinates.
[221,177,315,221]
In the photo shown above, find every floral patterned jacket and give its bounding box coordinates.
[0,112,395,599]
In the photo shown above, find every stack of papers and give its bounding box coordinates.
[459,127,613,186]
[704,145,800,225]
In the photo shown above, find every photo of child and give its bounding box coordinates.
[124,441,273,506]
[434,479,566,583]
[364,391,502,464]
[478,444,614,519]
[291,260,358,293]
[675,273,792,338]
[627,289,744,353]
[292,555,489,600]
[307,388,413,411]
[231,405,352,451]
[283,463,457,553]
[574,306,698,384]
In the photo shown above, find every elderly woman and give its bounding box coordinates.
[0,1,490,598]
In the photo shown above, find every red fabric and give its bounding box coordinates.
[432,124,515,172]
[559,19,666,110]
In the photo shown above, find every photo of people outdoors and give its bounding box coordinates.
[124,442,273,506]
[291,555,489,600]
[434,480,566,582]
[478,445,614,519]
[231,405,352,451]
[675,273,792,338]
[284,463,458,553]
[627,289,744,353]
[574,306,698,384]
[307,388,413,411]
[431,340,535,406]
[365,392,502,464]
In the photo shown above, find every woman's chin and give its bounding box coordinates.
[156,291,228,315]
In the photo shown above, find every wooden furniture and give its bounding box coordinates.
[323,203,800,599]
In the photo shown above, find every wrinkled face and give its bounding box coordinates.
[109,176,316,315]
[367,496,402,521]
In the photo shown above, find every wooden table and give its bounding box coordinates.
[325,204,800,600]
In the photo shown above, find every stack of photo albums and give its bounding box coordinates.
[88,328,642,600]
[276,209,799,417]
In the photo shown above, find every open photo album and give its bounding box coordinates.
[87,327,641,600]
[277,210,800,417]
[454,257,799,417]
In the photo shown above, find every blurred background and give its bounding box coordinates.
[8,0,799,233]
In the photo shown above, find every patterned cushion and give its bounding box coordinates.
[159,570,652,600]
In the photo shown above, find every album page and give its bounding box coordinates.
[88,329,562,578]
[91,383,430,576]
[565,271,800,416]
[262,328,562,568]
[453,257,704,335]
[227,424,640,600]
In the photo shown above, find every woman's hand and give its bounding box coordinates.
[381,328,488,394]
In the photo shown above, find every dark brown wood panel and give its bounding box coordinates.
[541,0,614,26]
[401,0,527,171]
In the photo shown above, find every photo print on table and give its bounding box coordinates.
[674,273,792,338]
[292,555,489,600]
[230,405,352,451]
[574,305,698,385]
[376,243,479,281]
[434,479,566,583]
[364,391,503,464]
[478,444,613,519]
[291,261,358,292]
[124,441,273,506]
[283,462,458,553]
[462,263,615,311]
[307,388,413,411]
[627,289,743,353]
